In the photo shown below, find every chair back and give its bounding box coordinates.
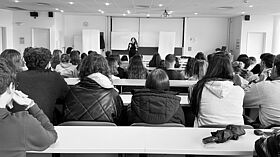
[59,121,117,126]
[131,123,185,127]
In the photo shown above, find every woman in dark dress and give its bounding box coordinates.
[128,37,138,59]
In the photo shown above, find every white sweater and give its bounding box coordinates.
[194,81,245,127]
[244,80,280,127]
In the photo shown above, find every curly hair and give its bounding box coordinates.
[0,58,16,95]
[127,55,147,79]
[79,54,111,79]
[0,49,23,73]
[23,47,52,70]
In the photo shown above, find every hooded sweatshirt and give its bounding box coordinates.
[127,89,185,125]
[55,62,78,78]
[194,80,244,127]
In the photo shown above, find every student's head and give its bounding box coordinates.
[24,47,52,70]
[121,55,128,61]
[149,53,162,68]
[237,54,250,69]
[184,57,196,77]
[107,57,119,76]
[53,49,62,57]
[79,54,110,79]
[249,56,256,65]
[0,58,16,105]
[215,48,221,52]
[105,51,112,58]
[0,49,23,72]
[165,54,176,68]
[61,54,70,63]
[232,61,245,74]
[261,53,275,70]
[81,53,87,60]
[145,69,170,91]
[88,50,97,55]
[127,55,147,79]
[193,60,208,80]
[271,54,280,79]
[195,52,206,60]
[204,52,233,80]
[70,50,81,65]
[66,47,73,55]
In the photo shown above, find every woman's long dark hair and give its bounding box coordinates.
[127,55,147,79]
[190,52,234,116]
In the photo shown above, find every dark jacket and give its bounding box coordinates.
[0,104,57,157]
[164,69,184,80]
[127,89,185,125]
[16,70,69,123]
[64,77,124,125]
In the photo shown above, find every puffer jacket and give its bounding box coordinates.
[127,89,185,125]
[64,74,124,125]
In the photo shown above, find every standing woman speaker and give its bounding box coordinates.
[128,37,138,59]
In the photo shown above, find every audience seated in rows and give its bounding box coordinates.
[55,54,78,78]
[16,47,69,124]
[64,54,125,125]
[0,49,24,73]
[190,52,244,127]
[149,53,162,68]
[164,54,184,80]
[0,57,57,157]
[244,54,280,128]
[127,69,185,125]
[50,49,62,70]
[127,55,148,79]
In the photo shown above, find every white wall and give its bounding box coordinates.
[13,11,56,53]
[229,16,242,60]
[241,15,274,56]
[64,14,106,52]
[0,9,13,49]
[184,17,229,56]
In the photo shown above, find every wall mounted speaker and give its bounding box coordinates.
[48,12,53,17]
[244,15,250,21]
[30,12,38,18]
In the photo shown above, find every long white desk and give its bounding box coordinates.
[120,94,189,106]
[65,78,197,87]
[29,126,260,155]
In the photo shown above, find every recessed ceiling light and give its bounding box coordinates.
[249,5,253,8]
[55,8,59,11]
[123,13,126,16]
[68,2,74,5]
[147,14,150,17]
[194,12,198,15]
[60,10,64,12]
[158,4,163,7]
[105,2,110,6]
[127,10,131,14]
[14,0,20,3]
[241,11,245,14]
[169,11,173,14]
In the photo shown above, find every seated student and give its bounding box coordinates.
[127,69,185,125]
[16,47,69,124]
[64,54,125,125]
[127,55,148,79]
[69,50,81,66]
[107,57,120,79]
[188,60,208,81]
[190,52,244,127]
[164,54,184,80]
[258,53,275,82]
[0,49,24,73]
[111,54,127,79]
[247,56,257,71]
[120,55,129,70]
[181,57,195,79]
[148,53,162,68]
[244,54,280,128]
[55,54,78,78]
[0,58,57,157]
[50,49,62,70]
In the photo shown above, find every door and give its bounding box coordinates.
[32,28,50,49]
[246,32,266,58]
